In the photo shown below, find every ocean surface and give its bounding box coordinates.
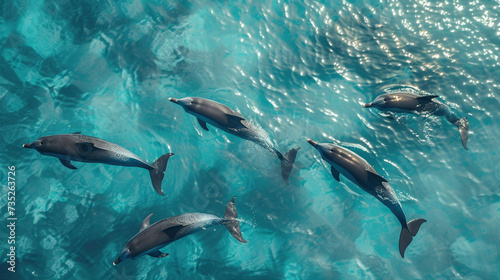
[1,0,499,279]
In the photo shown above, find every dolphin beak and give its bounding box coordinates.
[363,103,372,108]
[169,98,178,104]
[307,139,317,147]
[113,258,120,266]
[23,143,32,148]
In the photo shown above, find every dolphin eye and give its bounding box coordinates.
[127,249,131,252]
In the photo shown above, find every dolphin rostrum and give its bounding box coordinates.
[364,85,469,150]
[169,97,300,184]
[113,196,246,265]
[308,139,426,258]
[23,132,173,195]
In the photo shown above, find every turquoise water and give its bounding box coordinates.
[1,0,500,279]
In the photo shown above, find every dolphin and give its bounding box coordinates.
[113,196,246,265]
[363,85,469,150]
[307,139,426,258]
[169,97,300,184]
[23,132,173,195]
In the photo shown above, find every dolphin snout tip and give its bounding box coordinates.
[113,259,119,266]
[307,139,317,147]
[169,98,178,103]
[23,143,31,148]
[363,103,371,108]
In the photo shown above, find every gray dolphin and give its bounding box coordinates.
[23,132,173,195]
[307,139,426,258]
[363,85,469,150]
[113,196,246,265]
[169,97,300,184]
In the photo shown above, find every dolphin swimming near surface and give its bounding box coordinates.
[113,196,246,265]
[363,85,469,150]
[169,96,300,184]
[23,132,173,195]
[307,139,426,258]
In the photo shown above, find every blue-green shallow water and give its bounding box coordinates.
[1,0,500,279]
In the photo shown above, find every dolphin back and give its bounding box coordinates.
[67,134,151,167]
[193,98,249,130]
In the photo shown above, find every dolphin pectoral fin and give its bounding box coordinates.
[148,250,169,258]
[59,159,77,169]
[75,142,97,157]
[197,118,209,131]
[225,114,247,129]
[416,95,439,101]
[140,213,153,232]
[71,132,81,134]
[330,166,340,181]
[366,170,388,184]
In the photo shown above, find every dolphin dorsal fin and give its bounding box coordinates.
[140,213,153,232]
[416,95,439,101]
[72,132,82,134]
[225,114,247,129]
[366,170,388,183]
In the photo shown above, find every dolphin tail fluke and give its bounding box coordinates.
[280,147,301,185]
[456,117,469,150]
[223,196,247,243]
[399,218,426,258]
[149,153,174,196]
